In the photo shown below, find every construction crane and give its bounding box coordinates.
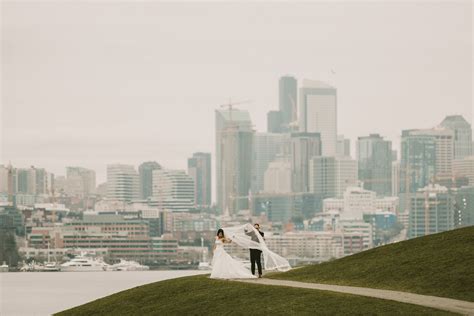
[219,99,252,123]
[288,93,299,131]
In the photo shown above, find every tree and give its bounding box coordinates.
[0,230,20,267]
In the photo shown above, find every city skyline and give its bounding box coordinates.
[1,2,472,184]
[1,2,473,314]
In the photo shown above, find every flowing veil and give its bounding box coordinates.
[222,223,291,272]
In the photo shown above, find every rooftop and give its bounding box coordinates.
[216,108,252,122]
[301,79,335,89]
[440,115,472,129]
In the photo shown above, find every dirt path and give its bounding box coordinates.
[237,278,474,315]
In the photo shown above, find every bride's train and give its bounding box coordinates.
[210,237,256,279]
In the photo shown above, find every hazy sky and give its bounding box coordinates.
[1,1,472,183]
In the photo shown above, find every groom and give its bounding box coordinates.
[245,223,264,278]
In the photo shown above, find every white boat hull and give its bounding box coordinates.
[60,266,106,272]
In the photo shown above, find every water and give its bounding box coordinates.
[0,270,208,315]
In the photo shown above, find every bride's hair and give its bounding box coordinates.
[216,228,224,237]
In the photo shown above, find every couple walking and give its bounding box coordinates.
[210,223,290,280]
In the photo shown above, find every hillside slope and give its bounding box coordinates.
[56,275,453,316]
[270,226,474,301]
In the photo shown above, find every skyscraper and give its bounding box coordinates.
[309,156,335,198]
[66,166,96,196]
[263,157,292,193]
[408,184,454,238]
[290,132,322,193]
[151,169,194,211]
[138,161,162,199]
[440,115,472,159]
[454,186,474,228]
[16,169,29,194]
[453,156,474,186]
[267,110,282,133]
[309,156,358,199]
[0,165,10,194]
[279,75,297,131]
[336,135,351,157]
[334,157,358,198]
[187,152,211,208]
[406,128,454,182]
[215,108,254,214]
[0,164,16,200]
[299,79,337,156]
[107,164,140,201]
[14,166,49,196]
[251,133,290,193]
[399,130,437,212]
[357,134,392,196]
[391,161,400,197]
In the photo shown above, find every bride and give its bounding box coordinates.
[210,224,291,279]
[210,228,256,279]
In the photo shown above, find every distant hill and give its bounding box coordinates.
[270,226,474,302]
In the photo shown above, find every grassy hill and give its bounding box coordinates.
[270,226,474,302]
[56,275,453,316]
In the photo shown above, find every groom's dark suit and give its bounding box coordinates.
[245,228,264,276]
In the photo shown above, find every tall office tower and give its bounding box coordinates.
[309,156,358,199]
[28,168,39,194]
[407,128,454,182]
[106,164,140,201]
[399,130,436,211]
[215,108,254,214]
[251,133,290,193]
[334,157,359,198]
[440,115,472,159]
[290,132,322,193]
[138,161,162,199]
[0,164,16,201]
[298,79,337,156]
[151,169,195,211]
[16,169,28,194]
[267,110,282,133]
[453,156,474,185]
[408,184,454,238]
[279,75,297,131]
[187,152,211,208]
[391,150,398,161]
[15,166,48,195]
[336,135,351,157]
[66,166,96,196]
[454,186,474,228]
[0,165,9,193]
[391,161,400,197]
[263,157,292,193]
[357,134,392,196]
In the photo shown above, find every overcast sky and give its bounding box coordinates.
[1,1,472,183]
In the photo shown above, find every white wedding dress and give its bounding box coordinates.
[210,238,257,279]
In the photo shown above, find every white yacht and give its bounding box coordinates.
[108,259,149,271]
[60,256,108,272]
[198,261,211,270]
[0,262,9,272]
[44,262,61,272]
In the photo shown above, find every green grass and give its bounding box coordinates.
[56,275,453,316]
[269,226,474,302]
